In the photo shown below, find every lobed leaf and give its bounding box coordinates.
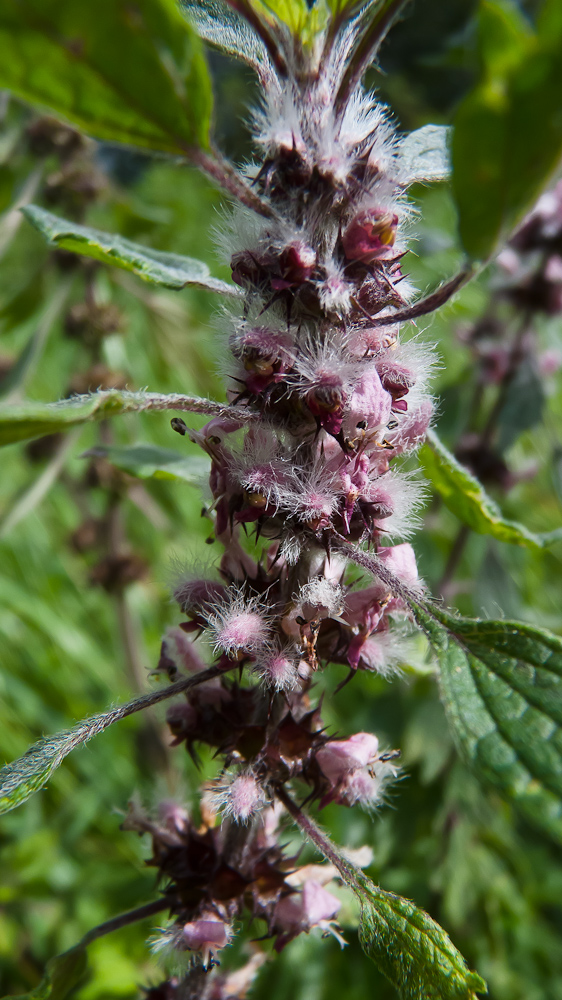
[0,0,212,155]
[83,443,210,483]
[23,206,241,296]
[3,945,88,1000]
[420,429,562,550]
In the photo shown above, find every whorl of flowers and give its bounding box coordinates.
[137,0,442,989]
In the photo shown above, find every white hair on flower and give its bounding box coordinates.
[202,583,274,655]
[206,767,268,824]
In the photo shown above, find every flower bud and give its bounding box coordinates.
[255,648,300,691]
[215,610,270,654]
[205,588,272,656]
[208,769,267,823]
[173,578,226,615]
[271,241,316,290]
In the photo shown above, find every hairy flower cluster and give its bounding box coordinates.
[130,1,445,991]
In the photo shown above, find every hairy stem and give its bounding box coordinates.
[335,0,409,116]
[372,268,474,327]
[81,898,171,946]
[275,785,358,883]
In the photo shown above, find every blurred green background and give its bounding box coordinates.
[1,0,562,997]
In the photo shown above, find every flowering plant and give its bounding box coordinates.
[1,0,562,998]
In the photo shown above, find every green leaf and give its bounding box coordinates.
[496,365,544,452]
[0,668,221,814]
[338,543,562,846]
[420,429,562,550]
[0,0,212,154]
[23,206,240,296]
[3,946,88,1000]
[0,717,121,815]
[281,792,486,1000]
[0,389,239,447]
[83,443,210,483]
[430,608,562,846]
[452,0,562,259]
[452,81,509,260]
[399,125,451,184]
[356,876,487,1000]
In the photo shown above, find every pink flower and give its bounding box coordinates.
[182,916,232,966]
[254,647,300,691]
[162,627,208,673]
[316,732,380,785]
[336,763,396,808]
[378,543,418,584]
[208,769,267,823]
[204,587,272,656]
[274,880,341,940]
[387,399,432,454]
[342,210,398,263]
[215,611,270,653]
[342,368,393,446]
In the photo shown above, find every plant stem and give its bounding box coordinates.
[274,785,357,882]
[81,898,170,946]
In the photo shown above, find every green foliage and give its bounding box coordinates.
[416,605,562,846]
[0,670,219,814]
[287,806,486,1000]
[83,444,210,484]
[420,430,562,549]
[357,880,487,1000]
[22,208,239,296]
[0,0,212,153]
[1,2,562,999]
[3,947,87,1000]
[451,0,562,258]
[0,390,224,447]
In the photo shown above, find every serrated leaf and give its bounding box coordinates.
[0,0,212,154]
[337,543,562,847]
[399,125,451,184]
[0,716,121,815]
[281,791,486,1000]
[3,946,87,1000]
[356,876,487,1000]
[23,206,240,296]
[420,429,562,550]
[429,609,562,846]
[0,668,221,814]
[83,443,210,483]
[0,389,239,447]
